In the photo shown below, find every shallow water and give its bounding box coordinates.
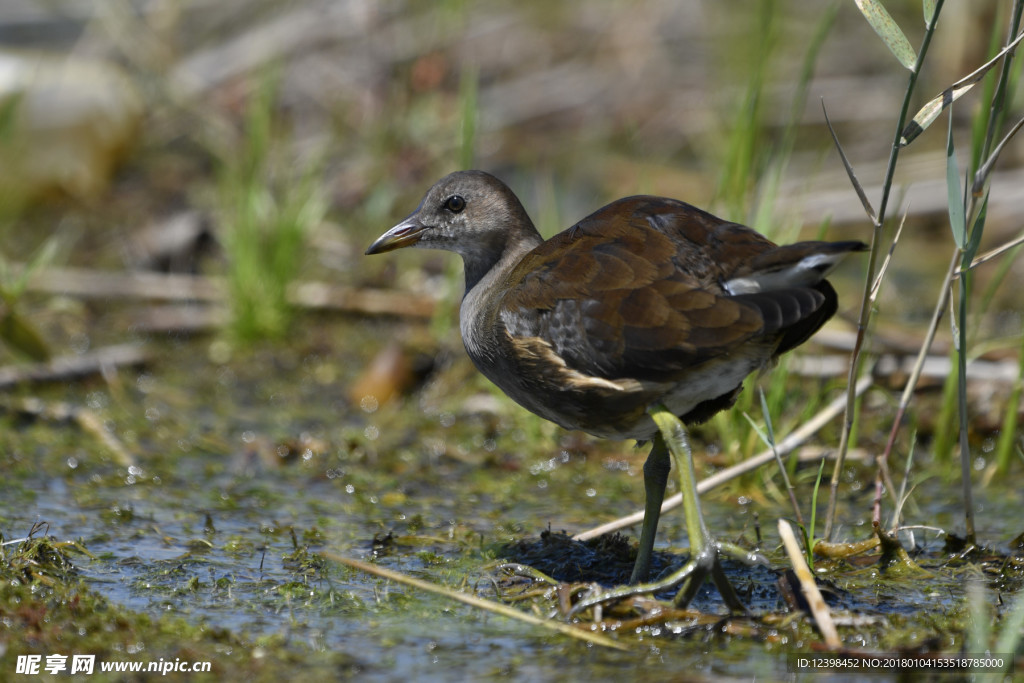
[3,317,1021,681]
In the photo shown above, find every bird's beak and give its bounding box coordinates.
[365,216,429,255]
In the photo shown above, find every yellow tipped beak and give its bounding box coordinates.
[365,219,428,255]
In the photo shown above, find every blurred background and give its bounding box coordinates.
[3,0,1022,447]
[2,0,1020,308]
[2,1,1024,677]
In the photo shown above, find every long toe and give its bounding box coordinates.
[568,538,752,617]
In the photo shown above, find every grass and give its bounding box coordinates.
[821,0,947,540]
[677,0,1024,562]
[3,0,1024,676]
[967,580,1024,680]
[934,4,1024,469]
[0,92,32,221]
[0,237,59,363]
[0,524,362,680]
[698,1,841,468]
[820,0,1024,545]
[215,74,326,345]
[995,330,1024,472]
[0,89,60,364]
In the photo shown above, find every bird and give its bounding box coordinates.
[366,170,865,610]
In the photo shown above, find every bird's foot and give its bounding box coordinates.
[568,538,765,617]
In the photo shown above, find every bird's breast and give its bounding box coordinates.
[461,314,761,441]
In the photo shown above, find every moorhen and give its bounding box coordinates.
[366,170,865,610]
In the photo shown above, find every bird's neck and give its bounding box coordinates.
[459,226,542,363]
[461,227,543,296]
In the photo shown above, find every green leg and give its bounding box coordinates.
[649,404,749,610]
[570,404,760,616]
[629,435,671,584]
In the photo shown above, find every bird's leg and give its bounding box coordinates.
[570,404,760,616]
[647,404,748,611]
[629,436,671,584]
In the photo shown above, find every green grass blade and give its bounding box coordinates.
[973,112,1024,194]
[807,458,826,566]
[965,192,987,265]
[966,582,990,657]
[902,29,1024,146]
[968,5,1009,173]
[901,82,975,147]
[994,338,1023,474]
[458,66,478,169]
[994,586,1024,669]
[932,346,959,462]
[0,306,52,362]
[923,0,938,26]
[955,267,976,544]
[822,100,876,221]
[855,0,917,71]
[946,107,966,249]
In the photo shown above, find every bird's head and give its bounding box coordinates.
[365,171,539,270]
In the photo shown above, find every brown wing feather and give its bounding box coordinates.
[498,196,772,381]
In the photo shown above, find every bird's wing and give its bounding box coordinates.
[497,196,817,381]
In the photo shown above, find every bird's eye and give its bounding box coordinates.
[444,195,466,213]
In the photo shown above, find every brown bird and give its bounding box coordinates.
[366,170,865,610]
